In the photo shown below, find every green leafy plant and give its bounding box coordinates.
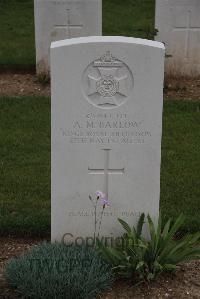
[6,242,113,299]
[98,213,200,281]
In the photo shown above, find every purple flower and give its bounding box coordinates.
[95,190,110,206]
[100,197,110,207]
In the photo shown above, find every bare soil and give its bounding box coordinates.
[164,76,200,101]
[0,237,43,298]
[104,261,200,298]
[0,72,50,97]
[0,237,200,299]
[0,72,200,100]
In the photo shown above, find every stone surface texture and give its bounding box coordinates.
[34,0,102,74]
[51,36,165,242]
[155,0,200,76]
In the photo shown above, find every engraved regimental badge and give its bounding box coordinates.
[82,51,134,109]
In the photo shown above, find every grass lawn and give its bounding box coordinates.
[0,0,35,67]
[0,0,155,67]
[161,101,200,232]
[0,97,199,235]
[103,0,155,38]
[0,96,50,235]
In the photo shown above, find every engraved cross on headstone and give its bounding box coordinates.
[54,9,83,38]
[173,10,200,58]
[88,149,125,199]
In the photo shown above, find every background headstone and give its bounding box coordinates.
[34,0,102,75]
[155,0,200,76]
[51,36,165,243]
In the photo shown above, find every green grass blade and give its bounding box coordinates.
[136,213,145,238]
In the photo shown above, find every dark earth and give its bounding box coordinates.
[0,72,200,101]
[0,237,200,298]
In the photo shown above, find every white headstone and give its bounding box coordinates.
[51,36,165,243]
[155,0,200,76]
[34,0,102,75]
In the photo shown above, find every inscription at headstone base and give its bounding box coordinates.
[51,36,165,242]
[155,0,200,76]
[34,0,102,74]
